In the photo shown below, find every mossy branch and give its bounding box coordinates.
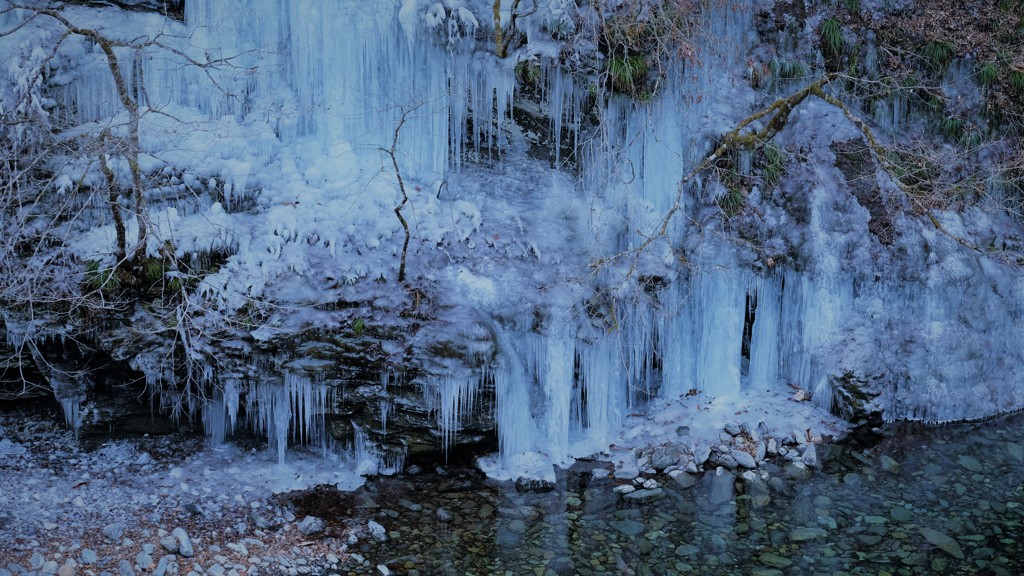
[628,74,979,277]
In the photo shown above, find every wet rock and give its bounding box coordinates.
[477,503,494,518]
[515,477,555,493]
[671,472,696,489]
[708,469,736,505]
[674,544,699,557]
[495,525,521,547]
[675,426,690,437]
[623,488,664,503]
[879,455,900,472]
[919,527,964,559]
[298,516,325,536]
[790,527,827,542]
[758,553,793,568]
[1006,442,1023,460]
[785,462,812,480]
[957,455,983,473]
[650,444,683,470]
[890,506,913,522]
[800,444,818,468]
[609,519,645,538]
[435,508,453,522]
[824,371,884,443]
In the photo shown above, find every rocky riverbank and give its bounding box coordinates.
[1,386,848,576]
[0,406,364,576]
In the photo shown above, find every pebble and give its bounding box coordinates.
[118,559,135,576]
[623,488,664,503]
[297,516,325,536]
[102,523,126,541]
[800,444,818,468]
[57,564,75,576]
[435,508,453,522]
[153,557,172,576]
[732,450,757,469]
[80,550,98,565]
[160,536,179,553]
[172,528,195,558]
[367,520,388,542]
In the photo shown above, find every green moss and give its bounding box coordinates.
[762,142,785,190]
[142,257,164,284]
[717,186,746,216]
[939,116,964,140]
[608,53,648,95]
[1011,70,1024,96]
[770,59,809,81]
[514,59,541,86]
[820,18,843,58]
[84,260,121,293]
[975,61,998,87]
[921,40,955,74]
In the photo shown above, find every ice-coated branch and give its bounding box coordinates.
[380,105,422,284]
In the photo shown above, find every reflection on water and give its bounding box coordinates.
[297,413,1024,575]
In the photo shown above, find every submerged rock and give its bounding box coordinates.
[919,527,965,559]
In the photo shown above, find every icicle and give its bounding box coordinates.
[202,394,228,443]
[747,272,782,391]
[574,332,626,453]
[58,398,82,438]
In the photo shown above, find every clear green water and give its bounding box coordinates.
[298,413,1024,575]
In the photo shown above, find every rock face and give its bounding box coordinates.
[5,0,1024,481]
[62,0,184,19]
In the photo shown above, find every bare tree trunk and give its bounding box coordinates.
[381,108,420,284]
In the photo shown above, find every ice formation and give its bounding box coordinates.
[3,0,1024,478]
